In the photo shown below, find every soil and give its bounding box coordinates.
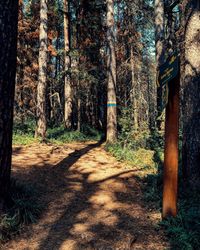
[3,141,169,250]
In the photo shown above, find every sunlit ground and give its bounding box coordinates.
[5,142,168,250]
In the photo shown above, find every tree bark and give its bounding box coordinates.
[36,0,48,139]
[0,0,19,208]
[130,47,138,131]
[64,0,72,129]
[155,0,165,130]
[106,0,117,143]
[181,0,200,189]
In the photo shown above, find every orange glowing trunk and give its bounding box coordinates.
[162,73,180,219]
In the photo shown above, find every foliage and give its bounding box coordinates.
[106,143,155,168]
[13,120,37,145]
[13,121,103,145]
[0,179,41,243]
[107,130,200,250]
[159,190,200,250]
[117,108,163,151]
[48,124,102,144]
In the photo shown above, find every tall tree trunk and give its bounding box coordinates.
[77,92,81,132]
[75,1,82,132]
[106,0,117,143]
[182,0,200,189]
[130,47,138,131]
[155,0,165,130]
[64,0,72,129]
[36,0,48,139]
[0,0,19,208]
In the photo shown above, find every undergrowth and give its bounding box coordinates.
[13,121,102,145]
[0,179,42,244]
[106,137,200,250]
[47,124,102,144]
[159,189,200,249]
[13,120,37,145]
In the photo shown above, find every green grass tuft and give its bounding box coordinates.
[105,142,155,169]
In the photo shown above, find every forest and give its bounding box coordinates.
[0,0,200,249]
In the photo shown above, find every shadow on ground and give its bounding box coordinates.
[9,141,168,250]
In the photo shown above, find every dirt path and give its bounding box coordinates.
[4,141,169,250]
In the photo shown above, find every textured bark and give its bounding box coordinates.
[77,95,81,132]
[76,1,82,132]
[130,47,138,131]
[155,0,165,130]
[64,0,72,129]
[106,0,117,143]
[0,1,19,207]
[36,0,48,139]
[181,0,200,189]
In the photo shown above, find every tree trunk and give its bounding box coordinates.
[0,0,19,208]
[130,47,138,131]
[182,0,200,189]
[77,94,81,132]
[36,0,48,139]
[106,0,117,143]
[64,0,72,129]
[155,0,165,130]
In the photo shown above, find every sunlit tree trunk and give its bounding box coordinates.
[64,0,72,129]
[182,0,200,189]
[36,0,48,139]
[0,0,19,209]
[155,0,165,130]
[106,0,117,143]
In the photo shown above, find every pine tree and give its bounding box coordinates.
[64,0,72,129]
[155,0,165,130]
[36,0,48,139]
[182,0,200,189]
[106,0,117,143]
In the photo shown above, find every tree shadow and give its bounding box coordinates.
[10,139,171,249]
[10,140,170,250]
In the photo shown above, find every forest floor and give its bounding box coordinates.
[3,141,169,250]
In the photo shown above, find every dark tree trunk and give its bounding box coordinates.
[0,1,19,208]
[181,0,200,189]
